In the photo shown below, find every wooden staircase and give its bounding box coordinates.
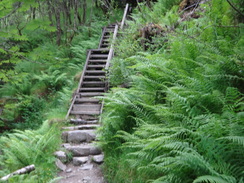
[66,24,118,120]
[56,4,130,183]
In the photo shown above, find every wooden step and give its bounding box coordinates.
[105,29,115,32]
[79,92,104,97]
[102,39,109,42]
[101,43,109,46]
[89,60,107,63]
[70,118,99,124]
[75,98,100,103]
[73,104,101,111]
[100,45,109,48]
[85,71,106,74]
[87,65,106,68]
[70,110,100,115]
[82,81,106,87]
[84,76,105,79]
[89,54,108,58]
[90,48,109,52]
[80,87,105,91]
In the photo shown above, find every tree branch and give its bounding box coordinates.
[0,2,22,21]
[0,164,35,181]
[226,0,244,17]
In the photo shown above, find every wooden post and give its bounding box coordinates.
[120,3,129,30]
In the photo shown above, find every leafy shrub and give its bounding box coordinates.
[13,96,45,130]
[0,120,61,182]
[99,0,244,182]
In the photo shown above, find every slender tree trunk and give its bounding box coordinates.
[63,0,72,25]
[52,0,62,45]
[31,7,36,19]
[77,0,82,24]
[47,0,54,25]
[74,0,78,30]
[56,10,61,45]
[88,0,94,36]
[82,0,87,24]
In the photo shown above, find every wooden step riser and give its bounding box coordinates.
[88,63,107,66]
[79,92,104,97]
[90,53,108,58]
[82,84,106,88]
[85,71,106,76]
[70,111,101,115]
[85,71,106,74]
[85,75,106,77]
[80,87,105,91]
[70,119,99,124]
[86,69,105,72]
[83,78,105,82]
[73,104,101,111]
[80,90,105,93]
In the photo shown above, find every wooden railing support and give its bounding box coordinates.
[120,3,129,30]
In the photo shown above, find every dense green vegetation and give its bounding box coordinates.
[99,0,244,182]
[0,0,123,182]
[0,0,243,182]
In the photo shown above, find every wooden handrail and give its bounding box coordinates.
[105,24,118,70]
[76,50,92,92]
[65,95,77,119]
[111,24,118,48]
[120,3,129,30]
[98,28,106,49]
[65,50,92,119]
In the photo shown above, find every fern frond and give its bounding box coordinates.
[218,136,244,147]
[193,175,234,183]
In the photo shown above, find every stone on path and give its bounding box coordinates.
[82,177,91,183]
[73,157,89,166]
[80,164,93,170]
[62,130,96,143]
[54,151,67,163]
[65,168,72,173]
[65,144,102,156]
[56,159,66,171]
[92,155,104,164]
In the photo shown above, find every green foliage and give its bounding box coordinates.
[14,96,45,130]
[99,0,244,182]
[0,121,61,182]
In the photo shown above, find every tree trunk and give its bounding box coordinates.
[74,0,78,30]
[82,0,87,24]
[63,0,72,25]
[53,0,62,45]
[56,10,61,45]
[47,0,54,25]
[32,7,36,19]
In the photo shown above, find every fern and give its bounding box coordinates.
[193,175,234,183]
[218,136,244,147]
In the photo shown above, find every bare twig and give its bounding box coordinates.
[0,3,22,21]
[226,0,244,17]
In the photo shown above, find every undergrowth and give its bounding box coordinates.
[99,0,244,182]
[0,1,123,181]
